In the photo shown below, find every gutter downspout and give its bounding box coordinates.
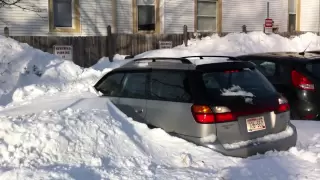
[112,0,117,33]
[318,0,320,34]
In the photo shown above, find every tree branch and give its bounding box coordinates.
[0,0,46,19]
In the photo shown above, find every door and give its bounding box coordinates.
[145,70,196,134]
[93,71,125,104]
[117,71,149,123]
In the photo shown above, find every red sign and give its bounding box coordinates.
[265,18,273,27]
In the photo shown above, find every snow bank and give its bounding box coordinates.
[0,36,128,107]
[1,32,320,107]
[0,96,319,179]
[1,32,320,179]
[222,126,294,150]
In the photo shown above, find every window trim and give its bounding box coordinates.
[49,0,80,33]
[132,0,160,34]
[195,0,222,33]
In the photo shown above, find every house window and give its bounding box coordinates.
[49,0,80,33]
[288,0,296,32]
[53,0,72,27]
[137,0,155,31]
[196,0,217,32]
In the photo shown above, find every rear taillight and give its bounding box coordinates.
[224,70,239,73]
[291,70,315,91]
[275,97,290,113]
[191,105,236,123]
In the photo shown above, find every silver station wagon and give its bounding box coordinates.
[93,56,297,157]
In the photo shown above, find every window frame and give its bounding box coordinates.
[132,0,160,34]
[49,0,80,33]
[195,0,220,33]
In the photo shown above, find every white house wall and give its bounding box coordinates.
[80,0,113,36]
[222,0,288,32]
[0,0,48,36]
[0,0,113,36]
[163,0,194,34]
[300,0,320,32]
[116,0,133,33]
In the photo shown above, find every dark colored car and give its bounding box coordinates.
[237,51,320,120]
[93,56,297,158]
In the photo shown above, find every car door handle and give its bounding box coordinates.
[135,109,144,113]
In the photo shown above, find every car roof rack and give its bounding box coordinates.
[132,57,193,64]
[181,55,240,61]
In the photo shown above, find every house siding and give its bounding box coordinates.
[0,0,113,36]
[221,0,288,32]
[80,0,113,36]
[116,0,133,34]
[0,0,49,36]
[300,0,320,32]
[163,0,194,34]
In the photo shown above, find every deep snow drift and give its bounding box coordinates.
[0,32,320,179]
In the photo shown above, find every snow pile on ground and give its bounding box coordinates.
[0,32,320,179]
[136,32,320,58]
[1,32,320,108]
[0,36,128,108]
[0,96,319,180]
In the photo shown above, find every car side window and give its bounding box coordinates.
[149,71,191,102]
[250,60,276,77]
[94,72,125,96]
[121,72,147,99]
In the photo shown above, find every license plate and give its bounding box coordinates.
[246,116,266,132]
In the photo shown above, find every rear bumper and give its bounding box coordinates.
[292,100,320,120]
[205,123,297,158]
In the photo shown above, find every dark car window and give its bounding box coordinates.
[121,72,148,99]
[250,60,276,77]
[202,68,277,98]
[94,72,125,96]
[149,71,192,102]
[306,62,320,79]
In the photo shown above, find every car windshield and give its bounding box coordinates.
[306,62,320,79]
[202,68,277,98]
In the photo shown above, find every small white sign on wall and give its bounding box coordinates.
[159,41,173,49]
[53,45,73,61]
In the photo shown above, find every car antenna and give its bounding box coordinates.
[299,41,312,56]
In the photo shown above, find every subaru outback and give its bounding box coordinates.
[93,56,297,158]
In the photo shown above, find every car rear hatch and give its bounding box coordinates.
[195,62,289,145]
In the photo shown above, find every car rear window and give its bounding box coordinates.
[306,62,320,79]
[202,68,277,98]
